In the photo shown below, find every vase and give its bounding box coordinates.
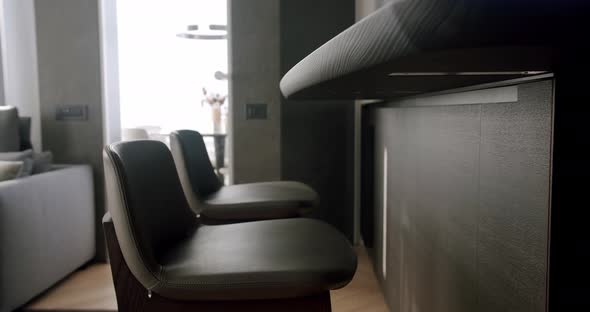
[211,104,222,134]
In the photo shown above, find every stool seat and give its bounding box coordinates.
[157,218,356,301]
[201,181,317,221]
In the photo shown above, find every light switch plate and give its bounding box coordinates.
[56,105,88,121]
[246,103,267,120]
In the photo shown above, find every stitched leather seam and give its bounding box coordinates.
[159,270,339,287]
[162,279,326,288]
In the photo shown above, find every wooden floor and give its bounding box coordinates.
[25,247,388,312]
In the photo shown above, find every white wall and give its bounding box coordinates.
[0,0,42,150]
[228,0,281,184]
[0,22,5,106]
[355,0,379,20]
[35,0,107,261]
[356,0,395,20]
[99,0,121,144]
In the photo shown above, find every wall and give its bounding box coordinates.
[370,80,553,311]
[355,0,379,20]
[280,0,356,240]
[35,0,107,261]
[0,0,42,150]
[99,0,121,145]
[228,0,356,239]
[0,23,4,106]
[228,0,281,184]
[355,0,393,20]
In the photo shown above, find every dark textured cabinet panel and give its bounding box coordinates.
[371,80,553,312]
[477,81,552,312]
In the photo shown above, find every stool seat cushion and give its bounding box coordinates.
[156,218,356,301]
[202,181,318,221]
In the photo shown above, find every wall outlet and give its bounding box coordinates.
[246,103,267,120]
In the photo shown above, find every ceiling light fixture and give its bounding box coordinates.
[177,24,227,40]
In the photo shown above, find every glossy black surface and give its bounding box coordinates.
[548,64,590,311]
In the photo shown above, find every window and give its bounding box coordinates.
[117,0,228,138]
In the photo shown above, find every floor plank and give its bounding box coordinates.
[25,247,388,312]
[331,248,389,312]
[24,265,117,312]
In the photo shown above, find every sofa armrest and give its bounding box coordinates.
[0,165,96,312]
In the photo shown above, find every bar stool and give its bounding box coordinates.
[103,140,357,311]
[170,130,318,223]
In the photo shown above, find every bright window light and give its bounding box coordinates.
[117,0,228,135]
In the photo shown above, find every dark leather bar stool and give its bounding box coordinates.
[170,130,318,223]
[103,140,357,311]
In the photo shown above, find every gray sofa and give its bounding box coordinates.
[0,165,96,312]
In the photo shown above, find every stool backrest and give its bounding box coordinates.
[104,140,196,290]
[170,130,222,213]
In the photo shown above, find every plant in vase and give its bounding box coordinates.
[202,87,227,134]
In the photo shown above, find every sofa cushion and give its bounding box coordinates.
[0,106,21,152]
[0,150,53,175]
[19,158,34,178]
[32,151,53,174]
[0,161,24,182]
[0,149,34,161]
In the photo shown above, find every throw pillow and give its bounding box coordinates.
[0,149,34,161]
[32,151,53,174]
[0,106,21,152]
[0,160,23,182]
[18,158,35,178]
